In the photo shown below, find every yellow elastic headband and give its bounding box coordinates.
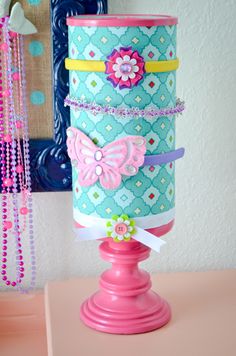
[65,58,179,73]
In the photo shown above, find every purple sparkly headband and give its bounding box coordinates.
[64,95,185,119]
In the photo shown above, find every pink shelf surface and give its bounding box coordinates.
[0,291,47,356]
[45,270,236,356]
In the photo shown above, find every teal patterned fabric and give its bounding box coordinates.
[68,24,177,220]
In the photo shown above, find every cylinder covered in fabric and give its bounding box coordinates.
[67,15,178,236]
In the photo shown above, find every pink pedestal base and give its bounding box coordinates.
[80,239,171,334]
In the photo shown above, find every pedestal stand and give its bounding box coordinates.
[80,239,171,334]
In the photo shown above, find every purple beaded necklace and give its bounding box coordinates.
[0,17,35,292]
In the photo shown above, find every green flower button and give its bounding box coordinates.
[106,215,136,242]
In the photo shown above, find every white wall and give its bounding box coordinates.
[15,0,236,288]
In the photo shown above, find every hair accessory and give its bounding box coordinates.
[74,215,166,253]
[106,215,136,242]
[105,47,145,89]
[66,127,146,190]
[0,15,36,291]
[65,46,179,87]
[143,147,185,166]
[65,57,179,74]
[66,127,185,190]
[64,95,185,119]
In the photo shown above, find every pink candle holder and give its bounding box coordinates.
[80,239,171,334]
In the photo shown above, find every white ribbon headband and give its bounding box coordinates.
[74,209,175,253]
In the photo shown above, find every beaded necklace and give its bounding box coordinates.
[0,17,35,292]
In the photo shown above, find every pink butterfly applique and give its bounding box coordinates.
[66,127,146,190]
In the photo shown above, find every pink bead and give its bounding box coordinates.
[19,273,24,278]
[6,280,10,286]
[2,89,10,97]
[1,270,6,275]
[20,207,28,215]
[15,120,23,129]
[2,252,7,257]
[2,276,7,281]
[3,134,12,143]
[16,165,24,173]
[0,42,8,52]
[2,258,7,263]
[9,31,17,38]
[3,178,13,187]
[12,72,20,81]
[2,264,6,269]
[3,221,12,230]
[11,281,16,287]
[19,261,24,266]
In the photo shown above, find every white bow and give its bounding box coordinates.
[9,2,37,35]
[74,224,166,253]
[0,0,11,18]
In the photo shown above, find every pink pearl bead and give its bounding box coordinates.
[19,261,24,266]
[2,264,6,269]
[9,31,17,38]
[2,276,7,281]
[3,221,12,230]
[2,258,7,263]
[12,72,20,81]
[1,270,6,275]
[11,281,16,287]
[3,134,12,143]
[0,43,8,52]
[20,207,28,215]
[3,178,13,187]
[6,280,10,286]
[2,252,7,257]
[20,273,24,278]
[16,165,23,173]
[15,120,23,129]
[2,89,10,97]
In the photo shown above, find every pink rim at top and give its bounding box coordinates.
[66,14,178,27]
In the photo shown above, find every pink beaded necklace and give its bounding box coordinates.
[0,17,35,292]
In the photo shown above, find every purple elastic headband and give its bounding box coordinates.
[144,148,185,166]
[64,95,185,119]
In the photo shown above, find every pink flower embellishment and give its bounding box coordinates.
[105,47,145,89]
